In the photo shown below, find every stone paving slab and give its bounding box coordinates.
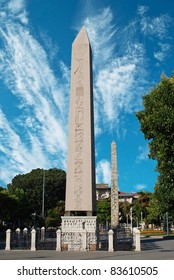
[0,249,173,260]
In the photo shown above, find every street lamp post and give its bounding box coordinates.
[140,211,143,229]
[136,217,138,228]
[126,214,128,228]
[141,212,143,223]
[42,170,45,218]
[32,212,36,228]
[130,207,133,232]
[166,212,169,236]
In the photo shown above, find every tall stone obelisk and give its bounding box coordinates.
[61,27,97,251]
[111,140,119,229]
[65,26,96,215]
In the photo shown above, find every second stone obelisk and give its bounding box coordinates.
[65,27,96,215]
[111,140,119,228]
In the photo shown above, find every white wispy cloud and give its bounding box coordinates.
[0,0,69,185]
[39,32,59,61]
[82,7,147,132]
[136,145,149,163]
[96,160,111,185]
[83,7,116,68]
[0,108,48,183]
[139,8,172,40]
[131,6,172,64]
[154,42,171,62]
[137,5,149,16]
[134,184,147,191]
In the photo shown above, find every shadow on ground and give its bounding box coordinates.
[141,237,170,251]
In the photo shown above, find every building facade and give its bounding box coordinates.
[96,184,139,203]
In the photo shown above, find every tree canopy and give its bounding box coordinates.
[96,198,111,224]
[136,74,174,217]
[6,168,66,227]
[0,188,19,226]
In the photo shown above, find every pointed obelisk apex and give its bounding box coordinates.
[65,27,96,215]
[73,26,90,45]
[111,140,119,229]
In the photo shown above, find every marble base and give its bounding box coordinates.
[61,216,98,251]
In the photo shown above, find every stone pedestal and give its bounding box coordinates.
[31,228,36,251]
[5,229,11,251]
[61,216,98,251]
[56,229,61,251]
[133,228,141,251]
[108,229,114,252]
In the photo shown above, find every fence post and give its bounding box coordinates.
[133,228,135,247]
[31,228,36,251]
[41,227,45,241]
[108,229,114,252]
[23,228,28,234]
[56,229,61,251]
[133,228,141,251]
[16,228,20,234]
[82,229,87,251]
[16,228,21,246]
[5,229,11,250]
[23,227,28,247]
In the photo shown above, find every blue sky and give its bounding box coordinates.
[0,0,174,193]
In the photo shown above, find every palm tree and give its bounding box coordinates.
[134,191,151,227]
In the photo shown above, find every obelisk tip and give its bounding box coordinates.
[73,26,90,45]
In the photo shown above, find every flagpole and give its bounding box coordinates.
[42,170,45,217]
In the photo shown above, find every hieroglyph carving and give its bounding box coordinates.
[74,45,87,209]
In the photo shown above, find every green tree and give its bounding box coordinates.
[45,201,65,227]
[96,198,111,225]
[147,193,162,226]
[7,168,66,226]
[135,191,151,225]
[119,201,131,223]
[0,188,19,227]
[136,74,174,218]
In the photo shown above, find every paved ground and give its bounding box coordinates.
[0,237,174,260]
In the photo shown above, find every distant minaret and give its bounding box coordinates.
[111,140,119,228]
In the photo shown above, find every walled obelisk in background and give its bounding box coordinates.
[111,140,119,228]
[65,26,96,216]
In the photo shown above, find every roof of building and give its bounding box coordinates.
[96,184,109,189]
[119,192,139,198]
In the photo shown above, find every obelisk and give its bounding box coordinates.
[65,26,96,215]
[61,27,97,251]
[111,140,119,228]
